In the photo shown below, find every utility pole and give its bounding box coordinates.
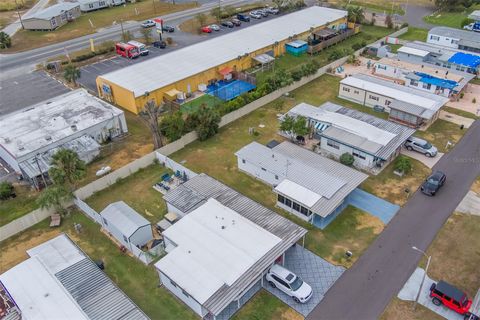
[15,0,24,30]
[412,246,432,311]
[152,0,157,14]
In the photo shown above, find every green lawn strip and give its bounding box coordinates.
[398,27,428,41]
[0,185,40,227]
[443,106,479,120]
[233,289,300,320]
[415,119,466,153]
[423,4,480,29]
[181,94,224,114]
[0,211,197,320]
[86,164,170,223]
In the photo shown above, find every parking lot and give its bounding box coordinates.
[0,71,70,117]
[78,11,287,92]
[264,245,345,317]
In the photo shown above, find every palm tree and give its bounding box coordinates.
[49,149,87,190]
[37,185,72,215]
[347,6,364,24]
[0,31,11,49]
[139,100,165,149]
[64,64,81,86]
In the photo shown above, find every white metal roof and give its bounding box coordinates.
[340,74,449,114]
[0,89,124,159]
[99,6,347,97]
[0,257,88,320]
[155,198,281,304]
[23,2,79,20]
[100,201,151,238]
[275,179,321,207]
[397,46,430,57]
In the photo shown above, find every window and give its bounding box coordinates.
[261,167,266,171]
[385,100,391,106]
[170,280,177,287]
[410,79,419,86]
[284,198,292,208]
[354,90,359,94]
[451,39,458,45]
[368,94,379,101]
[422,82,431,90]
[272,275,290,288]
[275,175,279,180]
[327,139,340,150]
[376,64,387,70]
[277,194,285,204]
[242,159,245,164]
[292,202,300,212]
[300,206,309,216]
[123,235,128,242]
[353,150,366,160]
[99,1,105,5]
[430,35,440,41]
[182,290,190,298]
[342,87,350,93]
[88,3,94,8]
[102,218,108,226]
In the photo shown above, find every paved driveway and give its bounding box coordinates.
[308,120,480,320]
[347,188,400,224]
[456,191,480,216]
[264,245,345,317]
[401,147,444,169]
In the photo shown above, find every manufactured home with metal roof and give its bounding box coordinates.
[22,2,80,30]
[285,102,415,173]
[159,174,306,319]
[235,141,368,228]
[339,74,449,128]
[427,26,480,53]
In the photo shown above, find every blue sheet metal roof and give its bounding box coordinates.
[448,52,480,69]
[415,72,458,90]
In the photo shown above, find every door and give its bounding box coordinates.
[271,275,292,295]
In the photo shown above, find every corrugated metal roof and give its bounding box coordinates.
[23,2,79,20]
[322,126,383,153]
[100,201,150,238]
[289,102,415,159]
[429,26,480,44]
[99,7,347,97]
[162,174,307,316]
[397,46,430,57]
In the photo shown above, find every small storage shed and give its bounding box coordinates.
[100,201,152,251]
[366,43,391,58]
[285,40,308,56]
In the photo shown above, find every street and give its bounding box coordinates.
[308,120,480,320]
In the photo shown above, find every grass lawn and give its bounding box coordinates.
[347,0,404,15]
[86,164,169,223]
[233,290,302,320]
[0,184,40,227]
[0,0,36,11]
[361,156,431,206]
[7,1,196,52]
[415,119,467,153]
[423,4,480,29]
[0,210,197,320]
[398,27,428,42]
[443,106,479,120]
[381,212,480,318]
[181,94,224,114]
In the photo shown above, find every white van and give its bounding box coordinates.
[127,40,149,56]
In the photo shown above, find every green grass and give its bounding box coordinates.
[181,94,224,114]
[423,4,480,29]
[0,211,197,320]
[389,43,402,53]
[348,1,405,15]
[233,289,301,320]
[0,185,40,227]
[443,106,479,120]
[86,164,170,223]
[398,27,428,41]
[415,119,466,153]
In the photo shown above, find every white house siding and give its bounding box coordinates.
[163,236,177,253]
[0,145,20,172]
[159,271,208,318]
[405,80,451,97]
[397,52,426,65]
[102,217,131,249]
[427,33,459,49]
[80,0,109,12]
[166,202,187,217]
[374,64,404,80]
[237,157,283,186]
[339,83,393,111]
[276,199,312,223]
[338,83,366,105]
[129,225,153,248]
[318,136,375,170]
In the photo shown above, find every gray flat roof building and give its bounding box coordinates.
[428,26,480,51]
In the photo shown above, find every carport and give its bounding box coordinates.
[264,245,345,317]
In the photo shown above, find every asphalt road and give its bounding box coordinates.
[0,0,257,76]
[402,4,435,29]
[308,120,480,320]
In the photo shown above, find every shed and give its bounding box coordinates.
[285,40,308,56]
[100,201,152,251]
[366,43,390,58]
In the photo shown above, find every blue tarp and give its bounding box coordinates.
[447,52,480,69]
[206,80,256,101]
[415,72,458,90]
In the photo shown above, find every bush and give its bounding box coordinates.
[352,43,363,51]
[400,22,409,28]
[328,49,343,61]
[340,153,355,166]
[159,111,185,142]
[394,156,412,174]
[461,18,474,28]
[0,181,14,200]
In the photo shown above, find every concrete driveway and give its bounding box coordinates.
[456,191,480,216]
[264,245,345,317]
[401,147,444,169]
[398,268,463,320]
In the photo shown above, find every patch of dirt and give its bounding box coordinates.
[355,212,384,234]
[471,177,480,194]
[0,229,61,273]
[280,308,303,320]
[373,176,419,206]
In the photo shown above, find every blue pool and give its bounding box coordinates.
[206,80,256,101]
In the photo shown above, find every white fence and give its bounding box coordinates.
[131,244,164,265]
[73,198,102,224]
[156,152,198,180]
[1,27,408,242]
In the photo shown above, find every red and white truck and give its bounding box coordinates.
[115,42,140,59]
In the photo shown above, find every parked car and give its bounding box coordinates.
[162,25,175,32]
[141,20,156,28]
[258,9,269,17]
[404,137,438,157]
[237,13,250,22]
[266,6,279,14]
[210,24,220,31]
[249,11,262,19]
[430,281,472,315]
[421,170,446,196]
[201,25,212,33]
[231,18,241,26]
[221,20,234,28]
[153,40,167,49]
[266,264,313,303]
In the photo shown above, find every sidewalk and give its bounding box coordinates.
[1,0,50,37]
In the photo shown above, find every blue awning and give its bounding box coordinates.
[314,122,329,131]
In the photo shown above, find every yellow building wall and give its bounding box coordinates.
[98,16,347,114]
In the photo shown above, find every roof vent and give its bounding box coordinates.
[18,146,25,151]
[221,225,226,230]
[45,135,52,141]
[71,125,78,131]
[4,137,10,143]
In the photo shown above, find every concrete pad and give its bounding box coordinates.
[347,188,400,224]
[447,84,480,115]
[455,191,480,216]
[439,111,474,128]
[401,147,444,169]
[398,267,463,320]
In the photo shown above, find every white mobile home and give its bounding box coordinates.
[78,0,125,12]
[235,141,367,228]
[22,2,80,30]
[427,26,480,53]
[339,74,449,128]
[284,102,415,173]
[159,174,306,319]
[100,201,153,252]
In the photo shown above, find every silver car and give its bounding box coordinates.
[405,137,438,157]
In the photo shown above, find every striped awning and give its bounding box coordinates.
[314,122,329,131]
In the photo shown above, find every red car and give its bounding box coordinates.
[430,281,472,315]
[201,26,212,33]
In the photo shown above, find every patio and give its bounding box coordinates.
[264,245,345,317]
